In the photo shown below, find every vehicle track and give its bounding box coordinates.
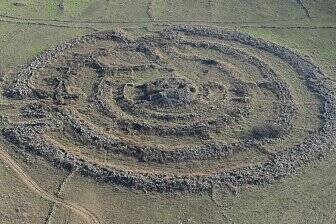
[0,18,99,31]
[0,148,101,224]
[0,13,311,24]
[1,16,334,32]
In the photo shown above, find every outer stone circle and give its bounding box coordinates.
[2,26,335,193]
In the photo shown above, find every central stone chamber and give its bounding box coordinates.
[143,77,197,107]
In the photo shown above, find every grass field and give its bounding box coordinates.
[0,1,335,224]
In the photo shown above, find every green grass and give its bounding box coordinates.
[154,0,307,23]
[241,28,336,80]
[0,0,334,24]
[0,0,60,19]
[0,0,151,22]
[0,23,89,67]
[62,0,93,17]
[0,1,335,224]
[221,152,336,224]
[0,153,52,224]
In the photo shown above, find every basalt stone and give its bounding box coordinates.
[1,26,335,193]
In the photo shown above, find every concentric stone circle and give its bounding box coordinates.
[2,26,335,193]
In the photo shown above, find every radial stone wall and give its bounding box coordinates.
[3,26,336,193]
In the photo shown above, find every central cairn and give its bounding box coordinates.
[143,76,197,107]
[3,26,335,193]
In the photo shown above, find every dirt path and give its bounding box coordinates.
[0,148,101,224]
